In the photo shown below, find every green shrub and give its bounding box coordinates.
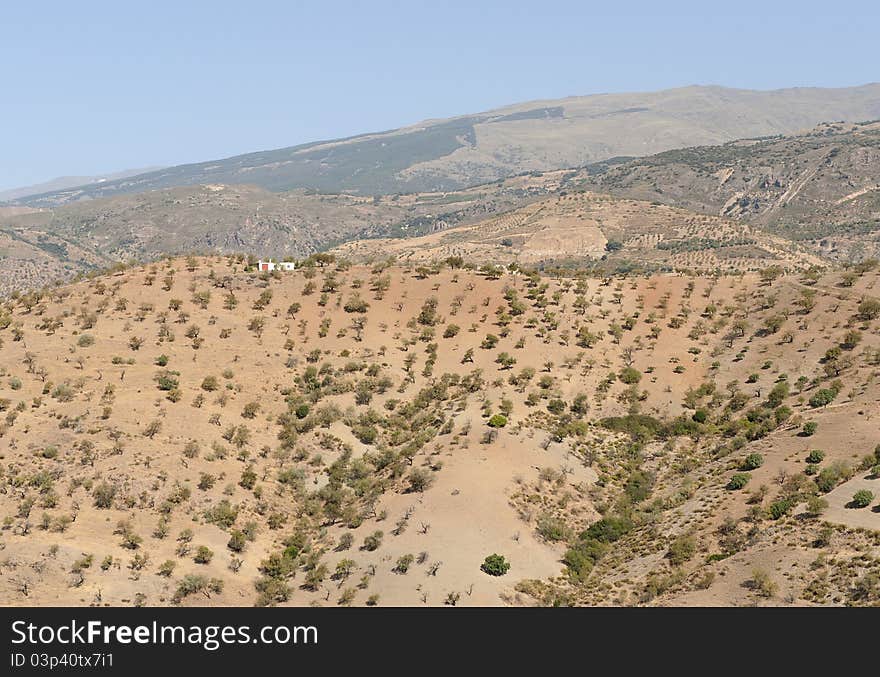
[858,297,880,320]
[254,577,291,607]
[808,389,837,408]
[667,534,696,565]
[581,516,631,543]
[563,539,608,580]
[624,470,653,503]
[194,545,214,564]
[154,370,179,391]
[536,514,569,542]
[804,495,828,517]
[92,482,116,509]
[599,414,665,441]
[815,461,850,493]
[766,382,789,407]
[546,399,566,415]
[201,375,219,391]
[158,560,176,577]
[806,450,825,464]
[173,575,223,604]
[741,453,764,471]
[362,531,383,552]
[407,468,432,493]
[769,498,794,520]
[487,414,508,428]
[353,425,377,444]
[204,500,238,528]
[851,490,874,509]
[227,530,247,552]
[480,554,510,576]
[726,473,750,490]
[343,295,369,313]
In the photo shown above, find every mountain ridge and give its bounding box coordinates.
[0,167,165,203]
[5,118,880,296]
[14,84,880,207]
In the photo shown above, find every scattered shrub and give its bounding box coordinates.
[741,453,764,471]
[487,414,508,428]
[481,554,510,576]
[726,473,751,491]
[851,490,874,509]
[806,449,825,464]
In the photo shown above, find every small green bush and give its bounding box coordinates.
[851,490,874,509]
[741,453,764,471]
[194,545,214,564]
[581,516,632,543]
[487,414,508,428]
[481,554,510,576]
[726,473,750,490]
[808,389,837,409]
[667,534,696,565]
[815,461,850,493]
[801,421,818,437]
[806,450,825,464]
[769,498,794,520]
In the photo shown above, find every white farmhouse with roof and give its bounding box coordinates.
[257,259,296,272]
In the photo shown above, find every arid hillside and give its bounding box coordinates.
[5,121,880,298]
[577,121,880,262]
[0,177,554,296]
[0,227,110,298]
[1,255,879,607]
[333,191,826,273]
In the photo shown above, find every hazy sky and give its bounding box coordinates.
[1,0,877,191]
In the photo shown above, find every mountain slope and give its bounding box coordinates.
[0,176,555,294]
[17,84,880,206]
[5,115,880,297]
[1,257,879,606]
[0,167,164,203]
[576,121,880,261]
[333,190,826,273]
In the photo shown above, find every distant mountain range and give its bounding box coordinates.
[3,84,880,296]
[11,84,880,206]
[0,167,164,203]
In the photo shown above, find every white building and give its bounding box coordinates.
[257,259,296,272]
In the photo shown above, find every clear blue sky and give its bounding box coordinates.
[1,0,877,191]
